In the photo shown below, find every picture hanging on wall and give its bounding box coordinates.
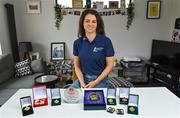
[109,1,119,9]
[146,1,161,19]
[26,0,41,14]
[51,42,65,61]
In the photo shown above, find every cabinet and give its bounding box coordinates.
[147,63,180,93]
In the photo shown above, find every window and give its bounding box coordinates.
[0,42,2,55]
[57,0,131,9]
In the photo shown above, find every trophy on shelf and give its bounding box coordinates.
[63,87,80,103]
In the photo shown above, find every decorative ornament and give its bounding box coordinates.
[54,1,63,30]
[126,0,135,30]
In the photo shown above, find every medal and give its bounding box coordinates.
[129,106,135,112]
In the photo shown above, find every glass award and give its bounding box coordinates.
[63,87,79,103]
[20,96,34,116]
[107,88,116,105]
[32,85,48,107]
[50,88,61,106]
[127,94,139,115]
[119,87,130,104]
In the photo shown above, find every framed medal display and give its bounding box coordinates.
[20,96,34,116]
[32,85,48,107]
[107,88,116,105]
[119,87,130,104]
[84,90,106,110]
[50,88,61,106]
[127,94,139,115]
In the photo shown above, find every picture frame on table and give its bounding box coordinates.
[51,42,65,61]
[26,0,41,14]
[146,1,161,19]
[30,52,40,61]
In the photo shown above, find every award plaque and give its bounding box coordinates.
[84,90,106,110]
[20,96,34,116]
[50,88,61,106]
[63,87,79,103]
[32,85,48,107]
[119,87,130,105]
[107,88,116,105]
[127,94,139,115]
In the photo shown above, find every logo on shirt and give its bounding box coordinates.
[93,47,104,52]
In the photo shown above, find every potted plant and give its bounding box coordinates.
[126,0,135,30]
[54,2,63,30]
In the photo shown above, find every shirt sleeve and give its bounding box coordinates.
[73,39,79,56]
[105,38,115,57]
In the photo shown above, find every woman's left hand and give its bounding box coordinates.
[85,81,97,88]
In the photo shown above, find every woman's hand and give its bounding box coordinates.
[80,82,86,88]
[85,81,97,88]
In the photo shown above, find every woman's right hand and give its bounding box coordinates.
[80,82,86,88]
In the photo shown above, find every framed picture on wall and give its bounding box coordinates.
[26,0,41,14]
[51,42,65,61]
[72,0,83,9]
[146,1,161,19]
[109,1,119,9]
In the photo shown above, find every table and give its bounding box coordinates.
[1,87,180,118]
[35,75,59,88]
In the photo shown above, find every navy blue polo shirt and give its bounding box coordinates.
[73,35,114,76]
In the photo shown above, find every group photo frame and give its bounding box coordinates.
[146,1,161,19]
[26,0,41,14]
[51,42,65,61]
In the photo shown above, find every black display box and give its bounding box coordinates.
[84,90,106,110]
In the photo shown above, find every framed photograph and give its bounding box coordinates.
[30,52,40,61]
[72,0,83,9]
[146,1,161,19]
[51,42,65,61]
[26,0,41,14]
[109,1,119,9]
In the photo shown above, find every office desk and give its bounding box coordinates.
[1,87,180,118]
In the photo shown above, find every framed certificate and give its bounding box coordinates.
[107,88,116,105]
[32,85,48,107]
[20,96,34,116]
[50,88,61,106]
[119,87,130,104]
[127,94,139,115]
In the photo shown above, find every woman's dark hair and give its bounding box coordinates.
[77,9,105,37]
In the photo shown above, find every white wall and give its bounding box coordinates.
[2,0,179,61]
[0,0,11,54]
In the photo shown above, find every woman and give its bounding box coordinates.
[72,9,114,88]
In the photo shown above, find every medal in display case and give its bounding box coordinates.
[20,96,34,116]
[32,85,48,107]
[50,88,61,106]
[107,88,116,105]
[84,90,106,110]
[119,87,130,104]
[127,94,139,115]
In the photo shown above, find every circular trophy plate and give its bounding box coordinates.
[63,87,79,103]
